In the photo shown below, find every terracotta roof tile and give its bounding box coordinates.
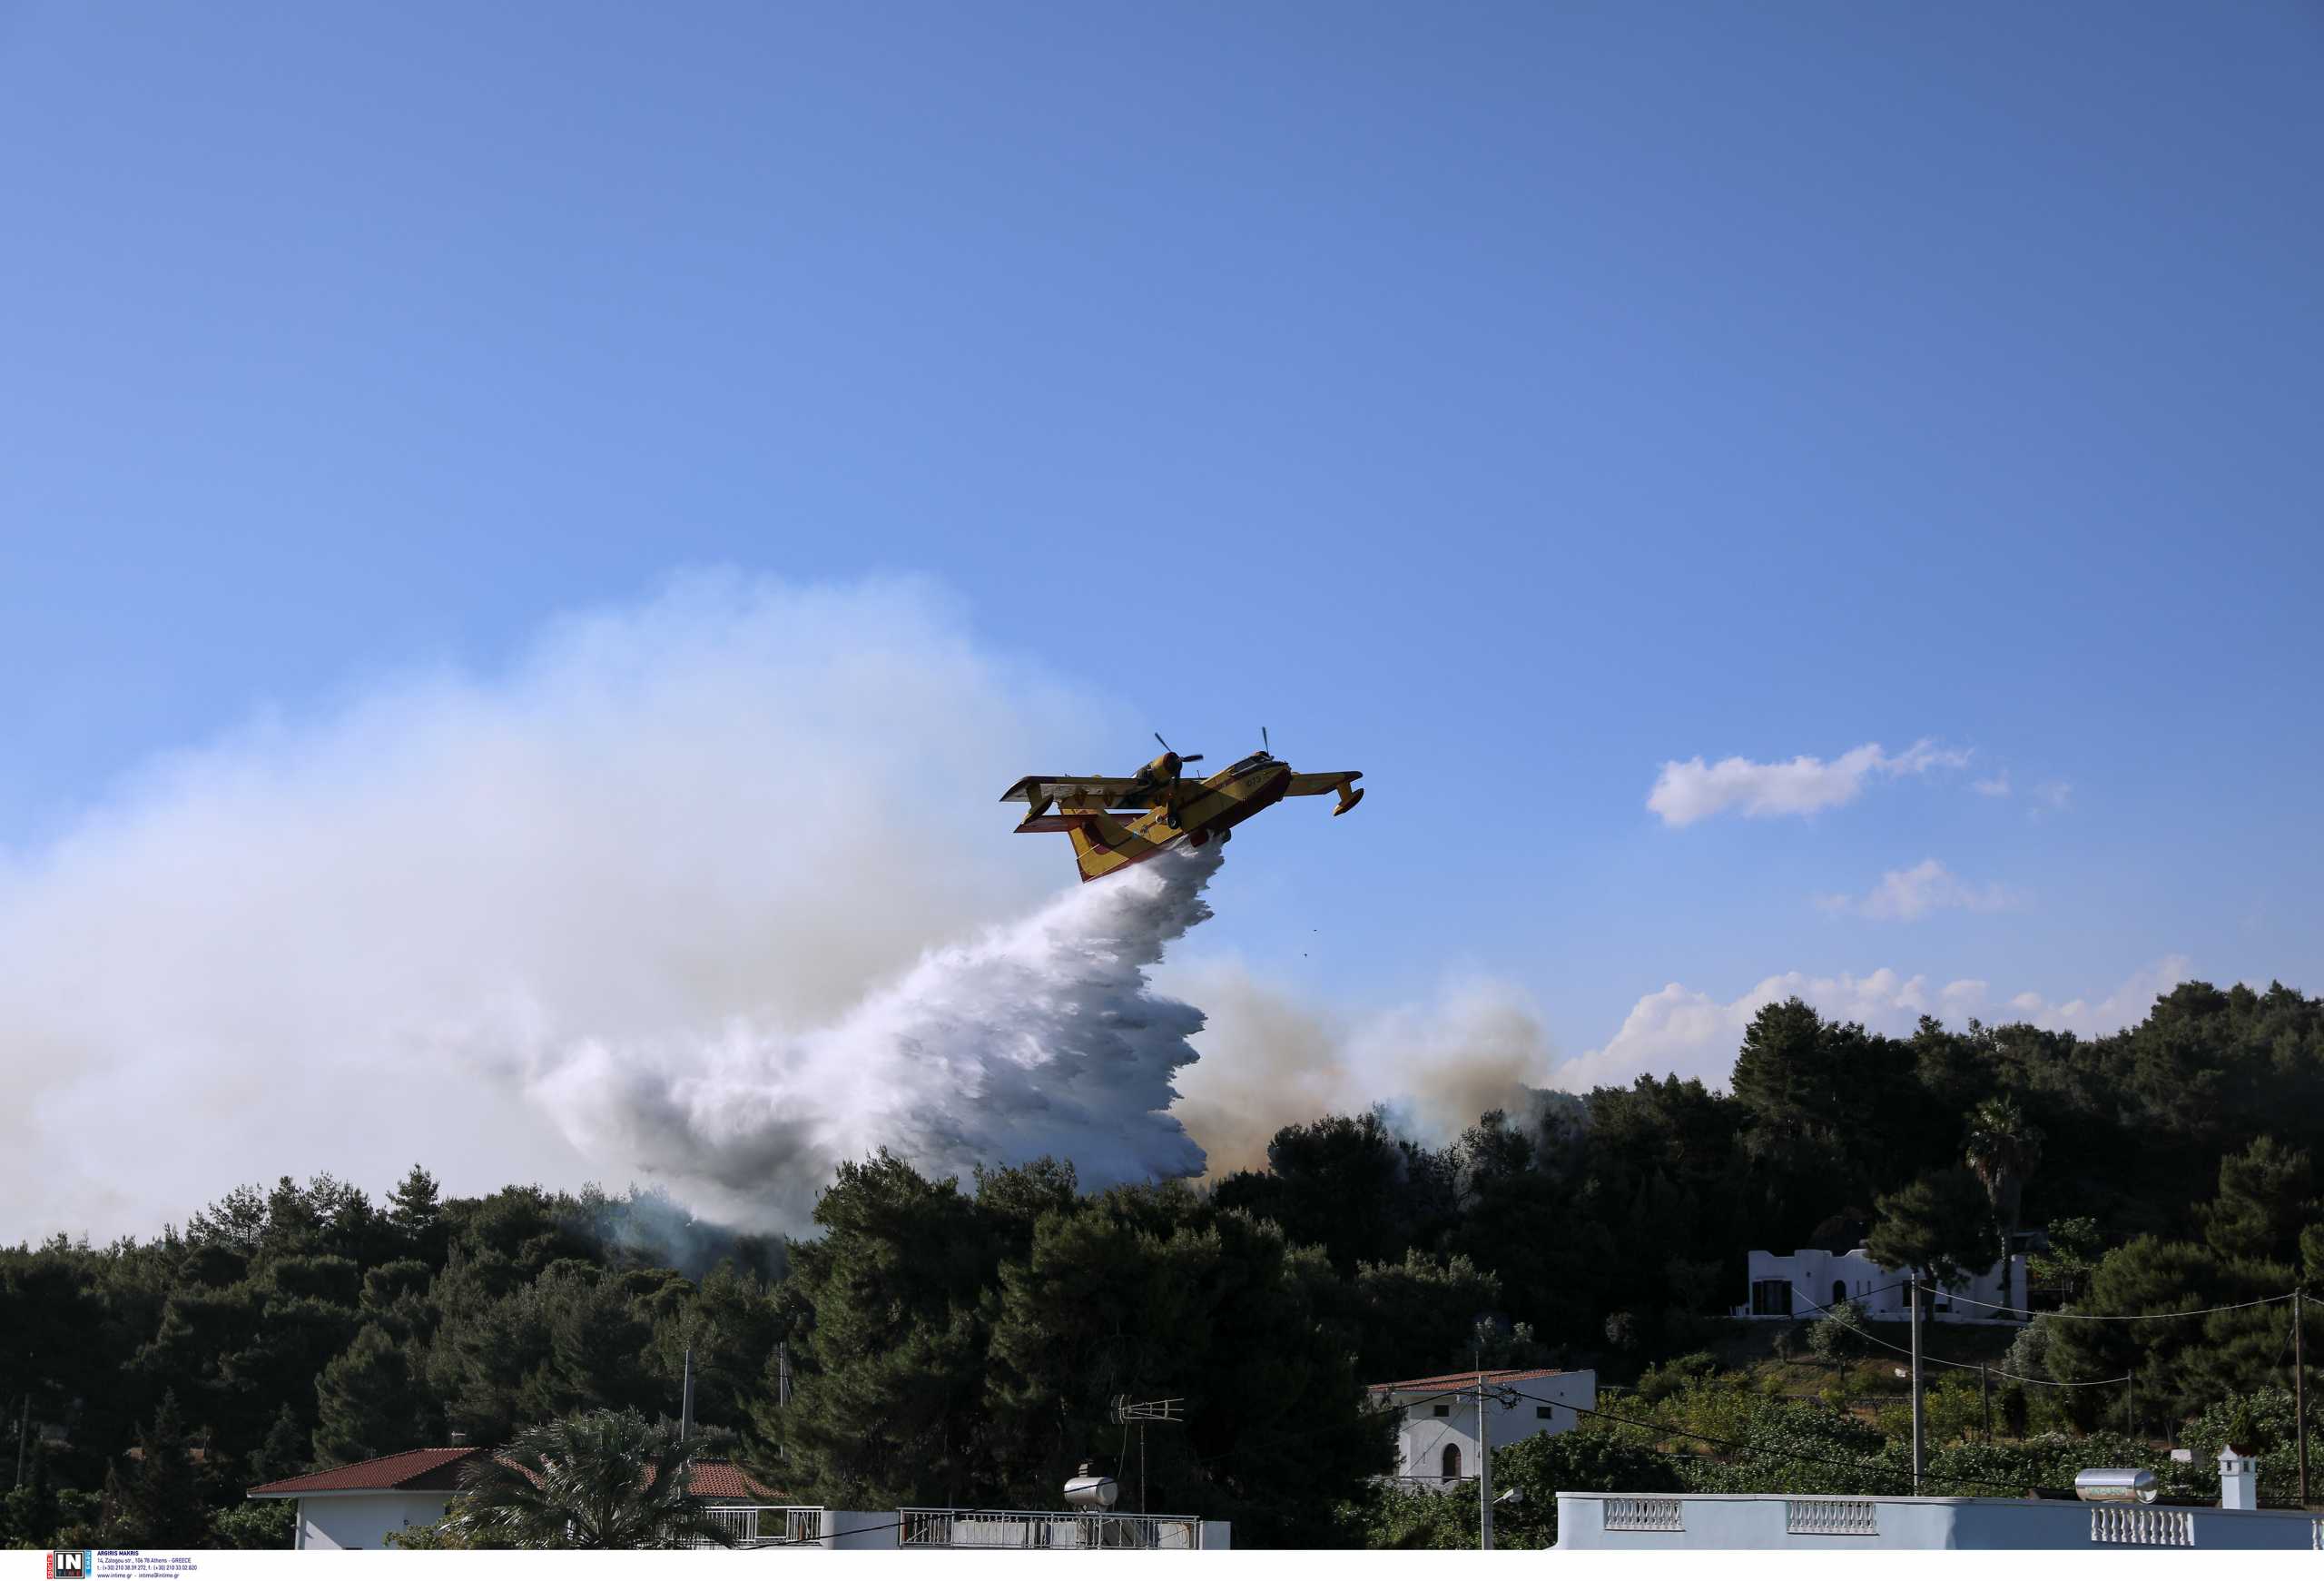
[1367,1367,1570,1393]
[249,1447,483,1496]
[252,1447,788,1503]
[685,1460,789,1502]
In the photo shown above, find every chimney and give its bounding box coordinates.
[448,1430,468,1447]
[2219,1444,2259,1511]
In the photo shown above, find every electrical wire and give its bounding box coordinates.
[1940,1287,2295,1319]
[1782,1284,2130,1388]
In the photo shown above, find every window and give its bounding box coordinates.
[1433,1404,1450,1418]
[1535,1406,1554,1419]
[1750,1278,1793,1317]
[1832,1280,1847,1309]
[1442,1445,1462,1480]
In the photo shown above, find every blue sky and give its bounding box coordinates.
[5,1,2320,1135]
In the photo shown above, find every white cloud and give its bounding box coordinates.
[1817,858,2019,921]
[1972,773,2012,796]
[1646,739,1973,826]
[2032,779,2073,812]
[1551,956,2191,1092]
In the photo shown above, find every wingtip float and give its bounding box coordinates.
[1000,730,1364,883]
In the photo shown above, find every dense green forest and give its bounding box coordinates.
[5,978,2322,1547]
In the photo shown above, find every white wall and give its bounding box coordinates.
[1738,1249,2026,1323]
[1556,1492,2324,1550]
[1390,1372,1599,1481]
[291,1491,453,1550]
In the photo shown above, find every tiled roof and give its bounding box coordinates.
[251,1448,787,1503]
[249,1447,483,1496]
[685,1459,789,1502]
[1367,1367,1569,1393]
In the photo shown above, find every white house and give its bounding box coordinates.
[249,1448,1232,1550]
[247,1448,788,1549]
[1558,1449,2313,1549]
[1367,1367,1598,1489]
[1735,1247,2027,1325]
[248,1447,482,1550]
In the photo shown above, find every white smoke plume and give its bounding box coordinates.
[516,846,1219,1227]
[0,574,1157,1241]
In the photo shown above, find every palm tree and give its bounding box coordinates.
[443,1409,739,1549]
[1964,1096,2044,1264]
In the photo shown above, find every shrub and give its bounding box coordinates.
[1807,1299,1870,1360]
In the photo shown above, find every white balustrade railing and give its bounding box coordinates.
[1603,1497,1684,1533]
[2089,1506,2192,1546]
[1787,1499,1879,1537]
[897,1508,1201,1549]
[695,1506,826,1547]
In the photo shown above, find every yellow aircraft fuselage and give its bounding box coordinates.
[1000,751,1363,883]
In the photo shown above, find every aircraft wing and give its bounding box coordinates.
[1284,770,1362,796]
[999,775,1163,810]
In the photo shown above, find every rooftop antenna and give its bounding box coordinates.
[1261,725,1270,756]
[1109,1396,1183,1515]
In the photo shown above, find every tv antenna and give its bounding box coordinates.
[1108,1395,1183,1513]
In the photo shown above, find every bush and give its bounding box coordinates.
[1925,1432,2203,1503]
[1491,1428,1684,1546]
[1807,1299,1870,1360]
[2180,1388,2318,1507]
[1633,1351,1719,1405]
[211,1499,296,1549]
[1350,1483,1476,1549]
[385,1517,487,1549]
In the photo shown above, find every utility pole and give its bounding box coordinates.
[680,1344,695,1444]
[14,1393,26,1488]
[2297,1289,2309,1507]
[2125,1369,2135,1440]
[1476,1376,1494,1551]
[1909,1278,1925,1494]
[1979,1366,1992,1444]
[776,1341,793,1408]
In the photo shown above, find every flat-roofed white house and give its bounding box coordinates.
[1557,1448,2314,1549]
[1735,1247,2027,1325]
[1367,1367,1598,1489]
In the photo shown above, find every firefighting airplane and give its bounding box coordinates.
[1000,731,1364,883]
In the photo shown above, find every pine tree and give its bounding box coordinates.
[388,1165,446,1266]
[2,1438,62,1548]
[99,1390,214,1547]
[247,1402,310,1486]
[313,1325,431,1467]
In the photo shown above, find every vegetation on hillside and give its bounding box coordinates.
[5,978,2321,1546]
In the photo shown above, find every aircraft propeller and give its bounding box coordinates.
[1153,732,1204,766]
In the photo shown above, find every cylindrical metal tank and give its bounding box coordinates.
[1064,1464,1120,1510]
[2073,1468,2157,1504]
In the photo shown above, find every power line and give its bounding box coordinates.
[1191,1383,1474,1470]
[1940,1287,2294,1320]
[1784,1284,2129,1388]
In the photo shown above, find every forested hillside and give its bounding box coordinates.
[5,978,2320,1547]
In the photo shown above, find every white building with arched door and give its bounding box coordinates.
[1367,1368,1598,1490]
